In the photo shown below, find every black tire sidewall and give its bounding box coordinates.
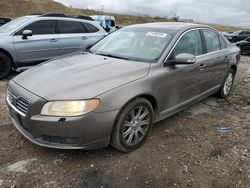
[232,37,237,43]
[113,98,154,152]
[0,52,12,79]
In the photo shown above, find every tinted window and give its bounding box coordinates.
[18,20,56,35]
[245,31,250,35]
[110,20,115,27]
[58,21,87,34]
[219,36,227,49]
[203,30,220,53]
[173,30,203,56]
[239,32,244,35]
[82,22,99,33]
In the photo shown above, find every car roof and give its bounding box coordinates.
[127,22,210,32]
[25,14,94,22]
[22,15,101,27]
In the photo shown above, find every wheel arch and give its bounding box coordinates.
[110,94,157,148]
[230,64,237,73]
[118,94,158,115]
[111,93,158,133]
[0,48,15,68]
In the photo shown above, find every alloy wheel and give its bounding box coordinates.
[122,105,150,146]
[223,72,233,96]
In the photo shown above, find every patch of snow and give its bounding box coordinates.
[7,158,37,173]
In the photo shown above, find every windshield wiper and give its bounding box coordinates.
[95,52,130,60]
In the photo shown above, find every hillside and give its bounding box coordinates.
[0,0,244,32]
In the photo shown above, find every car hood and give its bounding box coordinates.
[237,40,248,44]
[13,53,150,100]
[228,33,239,37]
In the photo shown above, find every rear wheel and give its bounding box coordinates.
[231,37,237,43]
[216,69,235,98]
[0,52,12,79]
[111,98,154,152]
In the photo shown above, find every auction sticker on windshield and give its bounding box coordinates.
[146,32,167,38]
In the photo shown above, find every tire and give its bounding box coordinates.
[231,37,237,43]
[0,52,12,79]
[111,98,154,153]
[216,69,235,98]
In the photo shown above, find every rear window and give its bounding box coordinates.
[58,20,87,34]
[82,22,99,33]
[110,20,115,27]
[0,19,5,24]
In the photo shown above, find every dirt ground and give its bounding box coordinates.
[0,56,250,188]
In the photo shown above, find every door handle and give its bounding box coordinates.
[82,36,88,40]
[199,64,207,69]
[224,56,230,62]
[50,38,58,42]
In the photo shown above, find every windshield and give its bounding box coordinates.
[0,17,31,33]
[90,27,175,62]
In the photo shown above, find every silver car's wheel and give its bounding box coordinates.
[216,69,235,98]
[223,72,233,96]
[111,98,154,152]
[0,52,12,80]
[122,106,150,146]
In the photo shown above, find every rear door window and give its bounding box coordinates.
[17,20,56,35]
[173,30,203,57]
[203,30,221,53]
[58,20,87,34]
[82,22,99,33]
[219,36,227,49]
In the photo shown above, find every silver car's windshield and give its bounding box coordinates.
[0,17,30,33]
[90,27,175,62]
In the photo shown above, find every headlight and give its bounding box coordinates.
[41,99,100,117]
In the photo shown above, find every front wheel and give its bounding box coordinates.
[216,69,235,98]
[0,52,12,79]
[111,98,154,152]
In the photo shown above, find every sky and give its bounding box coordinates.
[55,0,250,27]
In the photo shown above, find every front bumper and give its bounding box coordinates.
[6,80,118,150]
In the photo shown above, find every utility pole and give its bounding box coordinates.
[100,5,104,14]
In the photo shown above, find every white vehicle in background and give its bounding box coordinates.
[91,15,117,33]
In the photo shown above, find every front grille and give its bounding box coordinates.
[9,108,23,126]
[7,89,29,116]
[41,135,79,145]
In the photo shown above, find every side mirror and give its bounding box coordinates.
[22,30,33,39]
[168,53,196,65]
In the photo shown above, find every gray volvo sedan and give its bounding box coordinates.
[6,22,240,152]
